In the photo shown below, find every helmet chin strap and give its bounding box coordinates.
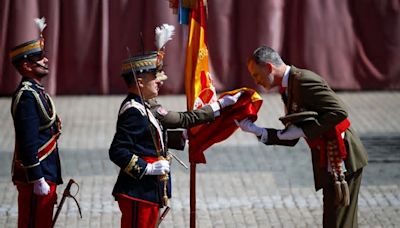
[34,61,49,70]
[28,58,49,70]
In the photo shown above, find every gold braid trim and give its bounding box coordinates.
[12,81,57,130]
[9,41,41,58]
[23,162,40,169]
[124,154,141,178]
[121,59,157,71]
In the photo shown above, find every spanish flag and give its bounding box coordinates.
[184,0,263,163]
[188,88,263,163]
[184,0,216,111]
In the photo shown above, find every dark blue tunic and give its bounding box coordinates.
[109,93,169,206]
[11,77,62,185]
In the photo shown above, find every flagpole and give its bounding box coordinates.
[190,162,196,228]
[184,1,209,227]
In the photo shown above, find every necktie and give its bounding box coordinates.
[280,86,287,104]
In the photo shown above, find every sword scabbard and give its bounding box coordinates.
[52,179,82,227]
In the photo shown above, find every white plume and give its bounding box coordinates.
[154,24,175,50]
[34,17,47,33]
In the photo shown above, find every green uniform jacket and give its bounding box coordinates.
[147,99,215,128]
[264,66,368,191]
[147,98,215,150]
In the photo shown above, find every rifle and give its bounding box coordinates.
[52,179,82,227]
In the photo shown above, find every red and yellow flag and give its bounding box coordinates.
[184,0,217,111]
[184,0,263,163]
[189,88,263,163]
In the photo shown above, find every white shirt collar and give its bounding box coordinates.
[282,65,291,88]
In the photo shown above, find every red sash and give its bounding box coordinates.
[118,156,161,228]
[37,132,60,161]
[140,156,159,163]
[306,118,350,167]
[13,133,59,183]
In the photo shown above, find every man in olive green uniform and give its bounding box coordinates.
[236,46,368,228]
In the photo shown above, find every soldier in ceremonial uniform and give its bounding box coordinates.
[236,46,368,228]
[9,18,63,228]
[109,24,241,228]
[109,51,169,228]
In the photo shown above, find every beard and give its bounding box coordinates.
[36,70,49,78]
[34,62,49,77]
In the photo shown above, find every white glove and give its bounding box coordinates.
[277,125,305,140]
[33,177,50,196]
[210,91,244,117]
[218,91,243,108]
[234,118,265,136]
[145,160,170,175]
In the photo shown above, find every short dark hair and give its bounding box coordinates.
[122,74,135,86]
[122,72,151,87]
[251,46,284,66]
[11,59,24,69]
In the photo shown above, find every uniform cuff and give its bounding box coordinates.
[258,129,268,143]
[209,102,221,117]
[210,102,220,112]
[26,164,43,183]
[124,155,147,179]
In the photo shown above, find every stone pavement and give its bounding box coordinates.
[0,92,399,227]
